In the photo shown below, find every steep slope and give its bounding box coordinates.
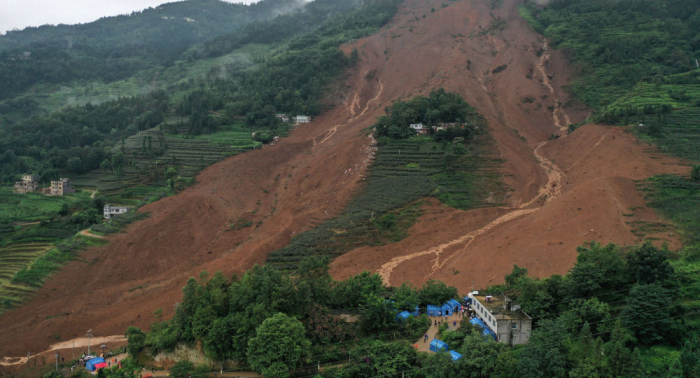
[0,0,688,360]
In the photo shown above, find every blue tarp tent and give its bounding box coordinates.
[396,310,411,322]
[470,317,497,340]
[441,303,453,316]
[427,305,441,316]
[411,305,420,317]
[449,350,463,361]
[85,357,105,371]
[463,296,472,305]
[429,339,449,352]
[446,299,461,312]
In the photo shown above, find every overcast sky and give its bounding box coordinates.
[0,0,261,34]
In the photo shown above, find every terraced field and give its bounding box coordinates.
[267,136,505,270]
[637,107,700,161]
[72,123,280,195]
[0,242,52,312]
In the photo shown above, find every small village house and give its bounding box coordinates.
[276,114,290,123]
[50,178,74,196]
[14,175,40,193]
[295,115,311,124]
[468,292,532,345]
[410,123,428,134]
[104,204,131,220]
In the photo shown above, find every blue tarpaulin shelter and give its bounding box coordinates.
[449,350,463,361]
[441,303,454,315]
[85,357,105,371]
[446,299,461,311]
[429,339,449,352]
[470,317,496,340]
[396,311,411,322]
[463,296,472,305]
[427,305,441,316]
[411,305,420,317]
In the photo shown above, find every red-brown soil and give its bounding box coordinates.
[0,0,690,362]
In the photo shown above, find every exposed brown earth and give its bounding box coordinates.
[0,0,690,363]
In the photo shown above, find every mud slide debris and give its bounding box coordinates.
[379,43,571,284]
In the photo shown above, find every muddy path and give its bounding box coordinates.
[378,41,571,285]
[0,0,689,359]
[330,0,686,290]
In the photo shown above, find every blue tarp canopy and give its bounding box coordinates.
[446,299,461,311]
[396,311,411,321]
[441,303,454,315]
[411,305,420,317]
[470,317,496,340]
[463,296,472,305]
[85,357,105,371]
[427,305,441,317]
[429,339,449,352]
[449,350,463,361]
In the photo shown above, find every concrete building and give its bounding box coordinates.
[276,114,290,123]
[410,123,428,134]
[295,115,311,124]
[50,178,74,196]
[468,292,532,345]
[104,204,131,220]
[15,175,40,193]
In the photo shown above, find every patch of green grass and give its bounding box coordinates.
[267,136,505,270]
[0,188,92,223]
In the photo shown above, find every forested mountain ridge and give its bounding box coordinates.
[0,0,401,184]
[0,0,307,101]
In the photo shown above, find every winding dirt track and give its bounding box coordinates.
[0,0,690,363]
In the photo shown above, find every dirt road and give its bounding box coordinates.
[0,0,688,358]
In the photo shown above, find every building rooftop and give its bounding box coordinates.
[472,294,531,321]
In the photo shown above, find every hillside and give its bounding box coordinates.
[2,1,700,376]
[0,0,692,359]
[0,0,307,102]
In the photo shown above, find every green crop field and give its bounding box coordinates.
[0,188,92,223]
[0,242,52,311]
[266,135,505,271]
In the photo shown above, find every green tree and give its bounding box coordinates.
[627,242,675,285]
[360,293,396,332]
[418,279,458,306]
[124,326,145,358]
[604,321,641,378]
[518,319,569,378]
[691,165,700,183]
[247,313,310,378]
[620,283,671,345]
[346,340,418,377]
[390,282,419,312]
[331,271,384,308]
[170,360,194,378]
[566,242,629,299]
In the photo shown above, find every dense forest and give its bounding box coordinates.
[0,0,402,184]
[0,0,307,101]
[522,0,700,124]
[103,238,700,378]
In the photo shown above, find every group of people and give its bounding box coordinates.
[422,302,476,343]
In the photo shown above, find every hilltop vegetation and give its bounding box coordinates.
[0,0,307,101]
[267,90,504,271]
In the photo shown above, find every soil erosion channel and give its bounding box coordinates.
[0,0,687,359]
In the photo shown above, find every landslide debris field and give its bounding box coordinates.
[0,0,690,358]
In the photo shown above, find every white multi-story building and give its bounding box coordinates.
[295,115,311,124]
[469,292,532,345]
[104,204,131,219]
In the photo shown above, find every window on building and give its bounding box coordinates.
[512,323,517,330]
